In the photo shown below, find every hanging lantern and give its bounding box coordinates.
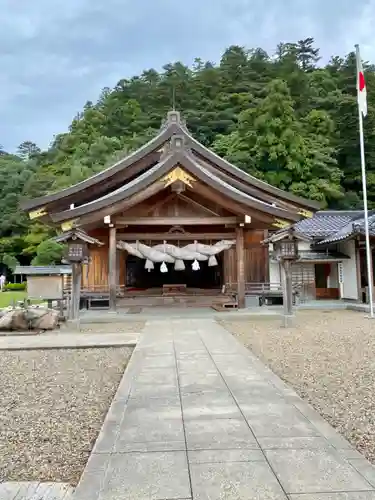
[160,262,168,273]
[65,241,88,262]
[192,259,200,271]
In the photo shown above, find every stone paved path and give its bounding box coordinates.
[0,332,138,350]
[0,482,74,499]
[73,318,375,500]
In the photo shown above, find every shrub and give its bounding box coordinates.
[4,282,26,291]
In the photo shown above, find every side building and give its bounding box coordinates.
[266,210,375,303]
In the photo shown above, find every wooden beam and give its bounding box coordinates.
[177,194,220,216]
[145,193,176,216]
[192,182,277,224]
[74,181,165,227]
[108,226,117,312]
[70,263,82,320]
[236,227,246,309]
[116,232,236,241]
[114,216,239,226]
[281,260,293,317]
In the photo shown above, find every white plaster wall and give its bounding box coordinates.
[298,241,311,252]
[338,240,358,300]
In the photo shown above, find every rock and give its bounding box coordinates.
[11,310,29,330]
[0,311,14,330]
[26,308,60,331]
[0,310,29,331]
[0,307,61,331]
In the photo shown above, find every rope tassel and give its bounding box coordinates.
[192,259,200,271]
[208,255,218,267]
[174,259,185,271]
[145,259,154,271]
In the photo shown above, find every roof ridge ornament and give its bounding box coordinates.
[160,110,188,131]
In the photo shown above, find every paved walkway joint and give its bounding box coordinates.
[0,332,139,350]
[73,318,375,500]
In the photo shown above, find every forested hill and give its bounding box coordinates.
[1,38,375,266]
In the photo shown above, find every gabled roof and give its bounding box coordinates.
[21,110,321,216]
[14,265,72,275]
[318,211,375,245]
[50,136,303,225]
[53,228,104,245]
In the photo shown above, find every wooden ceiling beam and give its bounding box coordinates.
[114,216,239,226]
[191,182,275,224]
[177,193,220,216]
[116,232,236,241]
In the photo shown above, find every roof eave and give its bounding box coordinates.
[20,121,181,212]
[184,130,322,211]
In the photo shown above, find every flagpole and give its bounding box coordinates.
[355,44,374,317]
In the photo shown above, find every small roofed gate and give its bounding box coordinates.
[224,230,269,287]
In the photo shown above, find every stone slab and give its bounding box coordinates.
[188,449,265,464]
[266,448,373,494]
[190,461,288,499]
[0,333,138,350]
[185,417,259,450]
[181,391,241,420]
[99,451,191,500]
[241,402,320,438]
[289,494,375,500]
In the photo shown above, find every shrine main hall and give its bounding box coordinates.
[21,111,319,310]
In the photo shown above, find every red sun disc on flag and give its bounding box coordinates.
[359,71,366,91]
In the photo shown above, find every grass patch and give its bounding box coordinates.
[0,291,28,308]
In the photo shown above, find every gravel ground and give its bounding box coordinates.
[0,347,132,485]
[220,310,375,464]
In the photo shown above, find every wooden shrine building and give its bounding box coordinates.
[21,111,320,310]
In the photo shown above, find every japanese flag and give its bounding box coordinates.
[357,47,368,117]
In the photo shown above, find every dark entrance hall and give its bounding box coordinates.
[125,255,223,289]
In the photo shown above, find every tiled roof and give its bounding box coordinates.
[294,211,362,238]
[14,265,72,275]
[318,211,375,245]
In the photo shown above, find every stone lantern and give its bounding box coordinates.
[273,228,299,326]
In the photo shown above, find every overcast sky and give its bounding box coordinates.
[0,0,374,152]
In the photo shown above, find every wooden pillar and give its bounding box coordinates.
[70,262,82,320]
[236,226,246,309]
[109,226,117,312]
[264,230,270,283]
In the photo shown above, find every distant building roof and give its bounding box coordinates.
[318,212,375,245]
[265,209,375,246]
[14,265,72,275]
[294,211,362,238]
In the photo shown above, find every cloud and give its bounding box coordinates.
[0,0,374,152]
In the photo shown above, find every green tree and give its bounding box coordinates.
[31,240,65,266]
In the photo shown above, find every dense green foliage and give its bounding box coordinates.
[2,38,375,265]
